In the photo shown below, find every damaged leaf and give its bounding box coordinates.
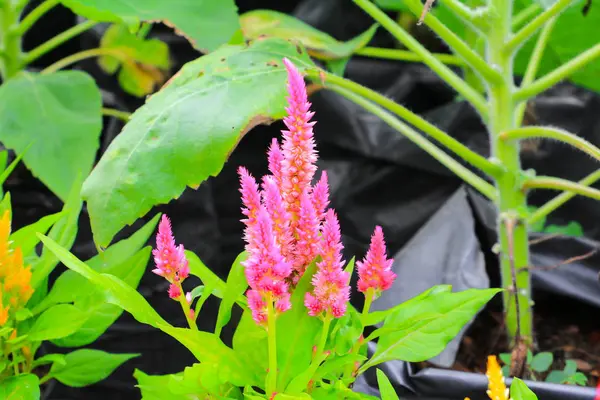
[82,38,315,247]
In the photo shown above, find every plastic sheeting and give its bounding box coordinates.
[13,0,600,399]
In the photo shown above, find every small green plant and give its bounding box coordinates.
[499,351,588,385]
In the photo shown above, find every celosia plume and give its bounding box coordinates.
[292,190,320,274]
[486,355,510,400]
[262,175,293,258]
[280,58,318,225]
[356,226,396,295]
[305,210,350,318]
[0,211,34,326]
[311,171,329,222]
[152,215,190,300]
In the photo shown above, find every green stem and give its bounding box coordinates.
[309,70,502,178]
[515,17,556,125]
[362,289,374,318]
[504,0,573,53]
[438,0,478,24]
[404,0,502,84]
[500,126,600,162]
[527,169,600,225]
[514,43,600,102]
[22,20,98,66]
[316,314,332,358]
[355,47,465,66]
[0,3,23,79]
[39,374,51,385]
[14,0,60,36]
[487,0,532,344]
[512,3,542,31]
[352,0,488,117]
[41,47,125,74]
[102,107,131,122]
[330,85,497,200]
[266,300,277,396]
[522,176,600,201]
[176,283,197,331]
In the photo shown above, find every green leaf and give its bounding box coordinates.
[60,0,239,52]
[187,250,226,299]
[232,311,268,385]
[285,350,328,394]
[99,24,170,97]
[0,192,11,220]
[367,288,500,367]
[332,305,363,355]
[188,285,205,301]
[530,352,553,372]
[563,359,578,376]
[376,369,399,400]
[565,371,588,386]
[82,38,315,247]
[0,374,40,400]
[50,349,138,387]
[215,251,248,335]
[10,211,63,258]
[27,304,86,341]
[0,149,26,190]
[374,0,410,11]
[32,353,67,369]
[543,221,584,237]
[313,354,366,381]
[134,369,179,400]
[277,261,321,389]
[510,378,538,400]
[513,0,600,92]
[545,370,567,383]
[240,10,378,60]
[0,71,101,201]
[499,352,512,365]
[51,247,151,347]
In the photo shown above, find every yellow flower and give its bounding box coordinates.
[486,355,511,400]
[0,287,9,326]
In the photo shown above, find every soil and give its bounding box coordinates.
[422,292,600,388]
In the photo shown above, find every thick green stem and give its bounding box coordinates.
[352,0,488,117]
[515,17,556,125]
[514,43,600,102]
[487,0,532,344]
[316,314,332,358]
[528,169,600,225]
[309,70,502,178]
[176,282,197,331]
[505,0,574,53]
[330,85,497,200]
[22,20,97,66]
[500,126,600,163]
[355,47,464,66]
[0,3,23,79]
[266,300,277,396]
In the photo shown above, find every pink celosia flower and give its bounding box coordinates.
[311,171,329,222]
[267,138,284,187]
[152,215,189,299]
[356,226,396,295]
[292,190,320,274]
[262,175,293,258]
[242,207,292,324]
[280,58,317,225]
[305,210,350,318]
[239,167,263,253]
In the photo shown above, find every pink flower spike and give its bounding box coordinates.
[311,171,330,222]
[293,190,320,273]
[267,138,284,186]
[168,283,181,299]
[152,215,190,297]
[305,210,350,318]
[356,226,396,295]
[239,167,262,226]
[262,175,293,258]
[247,289,268,324]
[280,58,318,224]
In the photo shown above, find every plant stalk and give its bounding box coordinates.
[522,176,600,201]
[176,283,197,331]
[41,47,125,74]
[14,0,60,36]
[316,313,332,357]
[0,2,23,79]
[487,0,532,344]
[355,47,464,66]
[266,299,277,396]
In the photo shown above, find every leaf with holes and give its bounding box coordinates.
[60,0,239,52]
[0,71,101,201]
[83,38,314,247]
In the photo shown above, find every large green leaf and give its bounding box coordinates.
[27,303,87,341]
[83,38,315,247]
[0,71,101,201]
[376,369,399,400]
[232,311,268,385]
[240,10,378,60]
[50,349,138,387]
[364,288,500,368]
[134,369,180,400]
[10,211,63,259]
[60,0,239,52]
[0,374,40,400]
[51,247,151,347]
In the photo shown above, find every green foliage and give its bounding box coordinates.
[215,251,248,335]
[26,304,86,341]
[510,378,539,400]
[0,374,40,400]
[82,38,315,247]
[60,0,240,52]
[48,349,138,387]
[376,369,400,400]
[0,71,102,201]
[499,350,588,386]
[98,24,170,97]
[527,206,584,236]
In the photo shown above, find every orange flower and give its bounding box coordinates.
[0,288,9,326]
